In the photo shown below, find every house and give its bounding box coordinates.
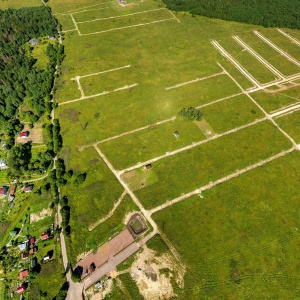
[43,256,50,262]
[21,252,28,260]
[41,232,49,241]
[173,131,179,138]
[30,257,37,268]
[145,164,152,170]
[22,186,33,193]
[17,285,26,294]
[0,160,7,170]
[0,186,8,196]
[8,195,14,202]
[29,246,38,255]
[48,35,55,39]
[10,185,16,195]
[19,131,29,138]
[19,269,29,279]
[29,38,38,46]
[29,237,35,245]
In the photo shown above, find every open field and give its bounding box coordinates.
[258,29,300,63]
[238,32,300,77]
[135,121,292,209]
[99,94,263,170]
[276,110,300,143]
[218,37,278,84]
[251,81,300,113]
[153,151,300,299]
[0,0,41,9]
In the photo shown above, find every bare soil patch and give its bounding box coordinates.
[30,208,52,223]
[129,245,184,299]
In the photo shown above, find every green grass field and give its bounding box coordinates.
[238,32,300,77]
[153,151,300,299]
[0,0,41,9]
[218,37,278,84]
[276,110,300,143]
[250,82,300,113]
[135,121,292,209]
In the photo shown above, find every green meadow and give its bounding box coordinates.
[276,110,300,143]
[153,151,300,299]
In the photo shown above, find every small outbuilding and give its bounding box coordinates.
[29,38,38,46]
[173,131,179,138]
[17,285,26,294]
[41,232,49,241]
[21,252,28,260]
[145,164,152,170]
[29,246,38,255]
[30,257,37,268]
[10,185,16,195]
[29,237,35,245]
[0,160,7,169]
[0,187,8,196]
[22,186,33,193]
[19,131,29,138]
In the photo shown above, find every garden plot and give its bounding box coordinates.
[218,37,278,84]
[239,32,300,77]
[250,81,300,113]
[135,121,292,209]
[153,151,300,299]
[258,29,300,63]
[276,109,300,143]
[77,8,175,34]
[79,65,137,96]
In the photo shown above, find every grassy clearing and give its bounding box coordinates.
[58,73,239,147]
[218,59,254,90]
[153,151,300,299]
[218,37,278,84]
[135,121,292,209]
[59,146,124,264]
[58,14,76,31]
[100,118,205,170]
[99,94,263,170]
[31,40,50,70]
[258,29,300,63]
[78,8,173,34]
[276,110,300,143]
[238,32,300,77]
[80,65,137,96]
[50,0,112,14]
[251,82,300,113]
[122,168,158,191]
[0,0,41,9]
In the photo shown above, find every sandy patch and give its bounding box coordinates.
[30,208,52,223]
[129,245,185,299]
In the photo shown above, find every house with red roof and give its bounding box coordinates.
[19,131,29,138]
[17,285,26,294]
[22,186,33,193]
[41,232,49,241]
[9,186,16,195]
[19,269,29,279]
[29,237,35,245]
[0,186,8,197]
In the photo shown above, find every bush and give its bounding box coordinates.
[178,107,202,121]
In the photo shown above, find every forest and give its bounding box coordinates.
[162,0,300,29]
[0,6,64,178]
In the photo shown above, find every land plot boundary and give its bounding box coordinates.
[278,29,300,47]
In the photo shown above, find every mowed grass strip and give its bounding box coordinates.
[257,29,300,63]
[276,110,300,143]
[218,37,278,84]
[80,66,136,96]
[251,82,300,113]
[99,94,263,170]
[78,9,173,34]
[238,32,300,77]
[58,74,239,146]
[153,151,300,299]
[60,146,124,263]
[135,121,292,209]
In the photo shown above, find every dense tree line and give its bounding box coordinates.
[162,0,300,29]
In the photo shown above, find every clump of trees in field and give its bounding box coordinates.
[178,107,202,121]
[162,0,300,29]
